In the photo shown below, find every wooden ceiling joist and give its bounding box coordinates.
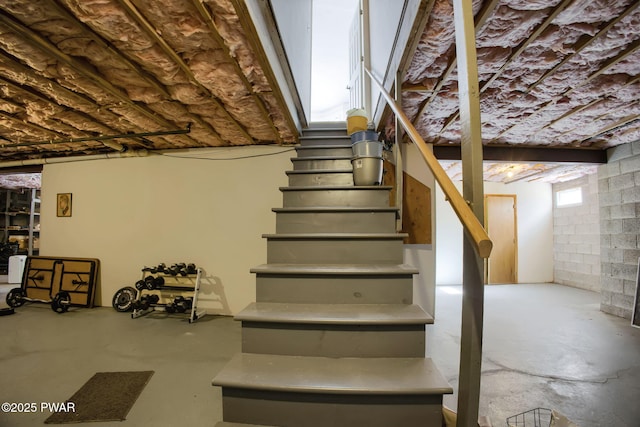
[0,10,201,148]
[523,1,640,97]
[437,0,576,137]
[489,43,640,144]
[229,0,299,141]
[407,0,500,126]
[191,0,281,143]
[114,0,253,145]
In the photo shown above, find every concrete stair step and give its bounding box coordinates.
[264,233,406,264]
[213,354,452,427]
[251,263,417,304]
[281,186,392,208]
[291,156,352,170]
[285,169,354,186]
[238,303,431,357]
[273,206,397,233]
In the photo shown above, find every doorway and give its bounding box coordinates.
[485,194,517,284]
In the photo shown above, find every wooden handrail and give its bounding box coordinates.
[365,68,492,258]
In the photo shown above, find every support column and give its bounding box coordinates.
[452,0,485,426]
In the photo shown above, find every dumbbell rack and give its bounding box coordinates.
[131,267,205,323]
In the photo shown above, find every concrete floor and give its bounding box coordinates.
[1,282,639,427]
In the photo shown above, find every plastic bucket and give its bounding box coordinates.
[351,156,383,186]
[346,108,368,135]
[352,140,383,157]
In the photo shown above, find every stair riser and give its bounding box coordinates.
[300,137,351,146]
[287,172,354,187]
[282,189,391,208]
[266,239,404,264]
[221,389,443,427]
[255,275,414,304]
[242,323,425,358]
[275,211,396,233]
[292,158,352,170]
[295,147,353,157]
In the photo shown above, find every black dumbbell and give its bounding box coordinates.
[147,294,160,305]
[156,263,167,273]
[135,280,146,291]
[165,303,176,314]
[186,263,197,274]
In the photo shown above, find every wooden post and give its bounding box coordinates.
[452,0,485,426]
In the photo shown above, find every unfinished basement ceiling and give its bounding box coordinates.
[400,0,639,182]
[0,0,638,186]
[0,0,297,163]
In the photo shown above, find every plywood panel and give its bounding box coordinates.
[384,160,432,244]
[486,195,517,284]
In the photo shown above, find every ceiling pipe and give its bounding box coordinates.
[0,125,191,150]
[0,149,150,169]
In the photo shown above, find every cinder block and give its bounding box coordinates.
[598,160,620,179]
[620,154,640,174]
[601,276,623,293]
[608,144,633,163]
[623,279,638,297]
[621,186,640,203]
[622,248,640,265]
[612,292,634,310]
[600,234,611,248]
[601,290,613,305]
[599,205,611,220]
[598,178,609,193]
[609,172,636,190]
[599,190,622,207]
[611,203,636,219]
[622,218,640,233]
[611,262,638,280]
[611,234,637,249]
[633,140,640,155]
[600,219,622,234]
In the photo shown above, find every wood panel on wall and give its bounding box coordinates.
[383,160,431,244]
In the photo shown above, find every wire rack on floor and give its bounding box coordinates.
[507,408,552,427]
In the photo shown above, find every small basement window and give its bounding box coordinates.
[556,187,582,207]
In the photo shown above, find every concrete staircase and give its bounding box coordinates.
[213,127,452,427]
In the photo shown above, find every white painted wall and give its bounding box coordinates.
[435,180,554,285]
[39,147,291,315]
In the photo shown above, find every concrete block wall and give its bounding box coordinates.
[598,140,640,319]
[553,174,601,292]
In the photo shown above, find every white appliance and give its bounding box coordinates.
[8,255,27,284]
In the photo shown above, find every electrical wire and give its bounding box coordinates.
[159,147,296,161]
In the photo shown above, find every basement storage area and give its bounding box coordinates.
[1,0,640,427]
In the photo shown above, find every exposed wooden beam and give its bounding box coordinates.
[113,0,252,144]
[191,0,281,143]
[438,0,575,137]
[433,145,608,163]
[399,0,437,77]
[523,1,639,97]
[408,0,500,127]
[0,61,169,150]
[489,42,640,144]
[579,115,640,146]
[229,0,299,141]
[0,10,201,147]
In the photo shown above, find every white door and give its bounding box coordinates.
[348,2,363,109]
